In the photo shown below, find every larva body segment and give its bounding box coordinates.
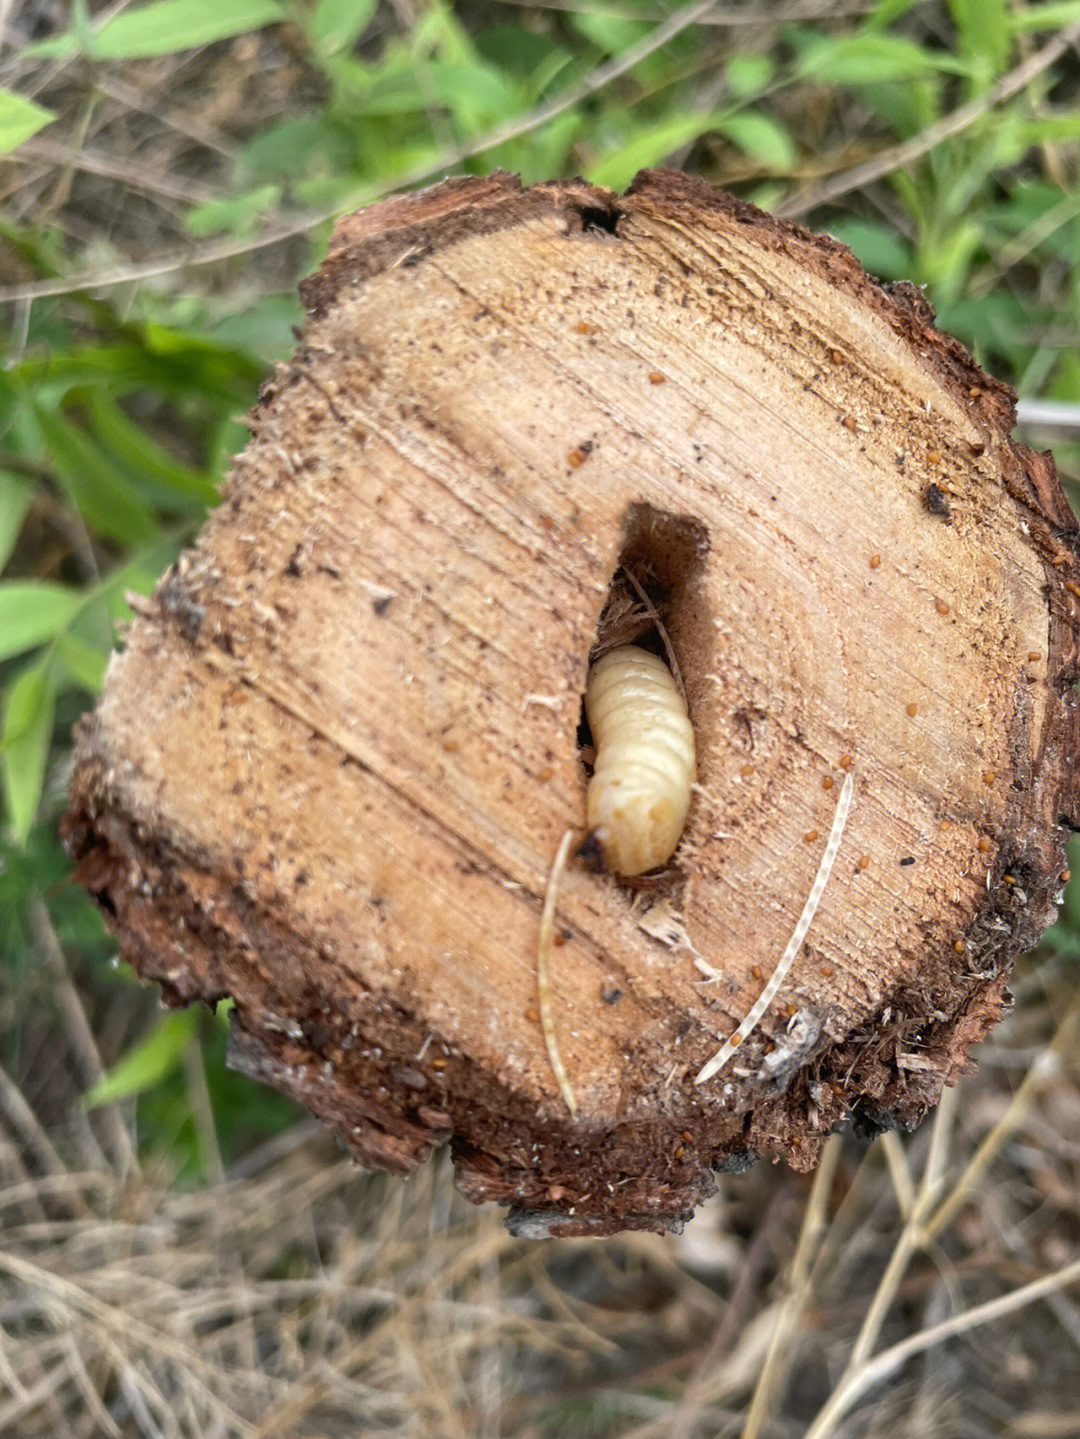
[585,645,696,876]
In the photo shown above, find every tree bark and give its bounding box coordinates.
[64,170,1080,1237]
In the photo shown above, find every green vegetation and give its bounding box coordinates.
[3,0,1080,1179]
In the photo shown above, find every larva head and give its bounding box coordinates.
[587,781,690,877]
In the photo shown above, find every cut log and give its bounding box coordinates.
[64,170,1080,1237]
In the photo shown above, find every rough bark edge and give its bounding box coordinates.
[298,170,621,319]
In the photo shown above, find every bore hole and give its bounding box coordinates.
[577,502,710,887]
[577,204,622,236]
[590,501,708,666]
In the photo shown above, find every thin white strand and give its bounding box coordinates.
[695,770,855,1085]
[537,828,578,1116]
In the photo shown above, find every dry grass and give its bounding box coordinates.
[3,917,1080,1437]
[0,1105,719,1438]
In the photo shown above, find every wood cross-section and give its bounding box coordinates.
[65,170,1080,1235]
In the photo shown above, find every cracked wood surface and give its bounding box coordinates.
[65,170,1080,1235]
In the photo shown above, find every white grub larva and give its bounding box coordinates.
[585,645,695,877]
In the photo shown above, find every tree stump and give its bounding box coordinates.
[64,170,1080,1237]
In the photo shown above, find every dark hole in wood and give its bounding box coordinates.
[575,503,709,890]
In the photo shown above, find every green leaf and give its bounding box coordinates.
[83,1009,199,1107]
[0,90,55,154]
[32,403,158,545]
[55,631,109,693]
[725,54,775,100]
[428,61,521,137]
[867,0,923,22]
[918,218,984,304]
[238,115,354,181]
[139,324,267,399]
[1008,2,1080,30]
[353,63,431,118]
[0,582,82,663]
[12,345,186,403]
[0,470,34,573]
[570,11,652,58]
[1016,113,1080,145]
[25,332,262,407]
[185,183,282,238]
[936,288,1030,359]
[205,295,304,366]
[475,25,572,96]
[411,2,476,67]
[826,218,915,279]
[793,32,968,85]
[83,393,219,509]
[857,74,943,139]
[589,113,723,191]
[26,0,286,59]
[948,0,1010,74]
[2,659,55,843]
[591,107,796,190]
[716,111,797,169]
[307,0,376,58]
